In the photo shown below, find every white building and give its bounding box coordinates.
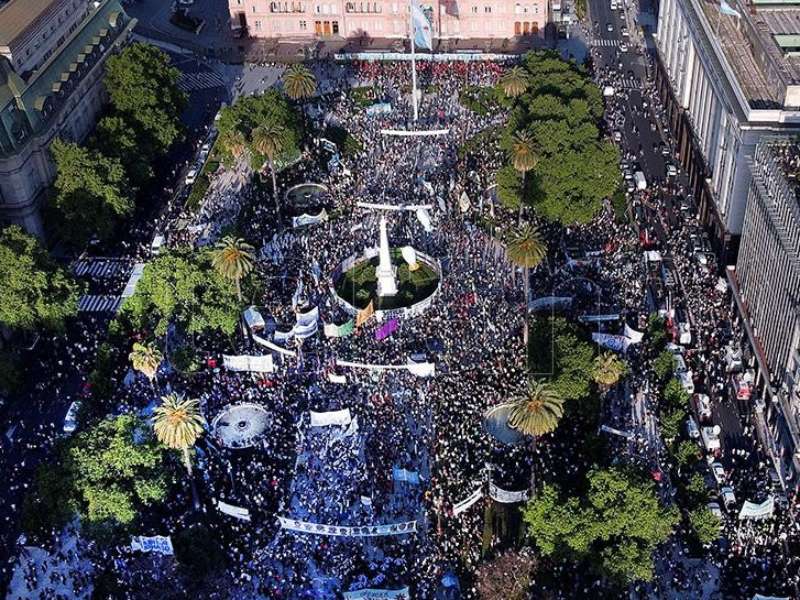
[654,0,800,261]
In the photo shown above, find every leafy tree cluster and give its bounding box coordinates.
[498,51,620,224]
[119,249,245,337]
[528,316,596,404]
[523,467,679,584]
[0,225,81,331]
[22,415,169,539]
[50,43,185,246]
[215,90,302,171]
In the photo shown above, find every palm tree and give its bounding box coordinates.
[211,236,255,301]
[507,380,564,437]
[506,224,547,345]
[129,342,162,386]
[153,393,206,475]
[593,351,627,388]
[283,63,317,101]
[251,123,286,213]
[500,66,528,99]
[509,131,537,224]
[220,129,248,162]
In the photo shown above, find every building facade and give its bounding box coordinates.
[228,0,548,41]
[0,0,135,238]
[654,0,800,263]
[732,139,800,489]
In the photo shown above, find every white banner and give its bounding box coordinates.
[335,52,515,62]
[216,500,251,521]
[488,483,529,503]
[356,201,433,211]
[335,359,436,378]
[274,329,294,343]
[624,323,644,344]
[343,588,410,599]
[529,296,573,311]
[328,373,348,384]
[292,209,328,228]
[130,535,173,555]
[223,354,275,372]
[380,128,450,137]
[416,208,433,232]
[739,496,775,520]
[309,409,352,427]
[252,333,297,356]
[452,487,484,515]
[277,516,416,537]
[293,320,318,339]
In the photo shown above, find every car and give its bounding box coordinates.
[701,425,721,453]
[619,42,628,52]
[626,180,635,192]
[677,370,695,394]
[667,164,678,177]
[666,342,684,355]
[674,354,688,373]
[201,142,211,154]
[63,401,81,434]
[624,170,633,180]
[607,23,614,32]
[185,168,198,186]
[613,131,622,142]
[177,0,195,5]
[707,501,723,519]
[686,416,701,440]
[694,393,712,421]
[711,462,726,485]
[661,145,671,156]
[621,25,629,37]
[720,486,737,511]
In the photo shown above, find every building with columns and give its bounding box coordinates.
[0,0,135,238]
[653,0,800,263]
[228,0,548,41]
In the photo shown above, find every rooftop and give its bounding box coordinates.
[0,0,61,47]
[694,0,800,109]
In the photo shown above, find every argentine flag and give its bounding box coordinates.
[411,0,433,50]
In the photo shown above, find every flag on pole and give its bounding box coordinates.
[411,0,433,50]
[719,0,740,16]
[356,300,375,328]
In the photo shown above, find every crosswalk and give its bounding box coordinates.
[78,295,122,313]
[591,39,620,47]
[177,71,226,93]
[73,258,131,279]
[619,78,642,90]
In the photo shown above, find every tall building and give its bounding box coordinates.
[730,139,800,488]
[0,0,135,238]
[653,0,800,263]
[228,0,548,41]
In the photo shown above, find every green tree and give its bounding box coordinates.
[211,236,255,301]
[215,90,301,171]
[593,352,626,388]
[120,249,244,337]
[499,66,529,99]
[506,379,565,437]
[653,350,677,382]
[128,341,162,385]
[153,393,205,474]
[506,223,546,343]
[685,472,710,505]
[509,131,538,223]
[529,317,596,404]
[0,225,80,330]
[251,123,287,212]
[282,63,317,100]
[660,408,686,441]
[647,313,667,351]
[65,415,168,529]
[92,114,155,188]
[663,378,690,412]
[104,43,186,154]
[674,439,700,470]
[50,139,133,245]
[523,467,679,584]
[688,507,721,545]
[496,164,524,211]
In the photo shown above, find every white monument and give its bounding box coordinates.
[376,216,398,297]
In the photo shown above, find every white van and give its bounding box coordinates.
[634,171,647,191]
[720,486,736,511]
[686,416,700,440]
[701,425,721,453]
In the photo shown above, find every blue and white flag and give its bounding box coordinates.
[411,0,433,50]
[719,0,740,17]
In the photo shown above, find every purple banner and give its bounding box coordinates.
[375,318,399,341]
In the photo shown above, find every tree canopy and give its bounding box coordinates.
[120,249,244,337]
[0,225,81,331]
[50,139,133,245]
[497,51,620,224]
[529,316,596,403]
[523,467,679,584]
[215,90,302,171]
[104,43,186,154]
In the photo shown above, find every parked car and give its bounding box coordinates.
[707,501,723,519]
[185,168,198,186]
[720,486,737,511]
[63,401,81,434]
[711,462,726,485]
[686,416,701,440]
[693,393,712,421]
[677,370,695,394]
[701,425,721,453]
[667,164,678,177]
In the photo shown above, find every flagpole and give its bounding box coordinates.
[410,2,419,122]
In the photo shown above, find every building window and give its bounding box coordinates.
[333,20,339,33]
[254,19,262,29]
[300,20,307,29]
[471,5,478,11]
[484,5,491,11]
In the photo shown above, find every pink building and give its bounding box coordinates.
[228,0,548,41]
